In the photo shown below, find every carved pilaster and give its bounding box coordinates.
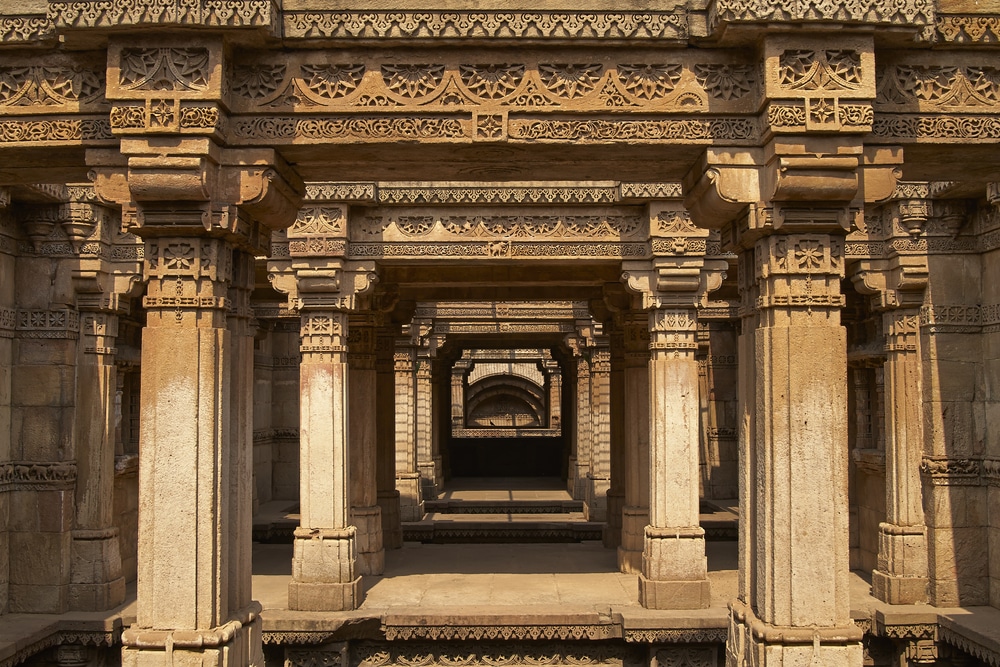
[394,336,423,521]
[586,342,611,523]
[376,327,403,550]
[347,312,383,576]
[603,325,626,550]
[69,275,127,611]
[617,310,649,575]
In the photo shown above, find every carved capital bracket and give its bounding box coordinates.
[621,256,729,311]
[88,144,304,252]
[289,262,380,314]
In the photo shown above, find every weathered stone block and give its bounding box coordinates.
[9,530,70,586]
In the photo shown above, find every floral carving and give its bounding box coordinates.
[381,64,446,98]
[460,64,525,99]
[617,64,682,100]
[693,64,753,100]
[880,65,1000,107]
[292,207,344,235]
[119,48,210,91]
[232,64,286,100]
[301,64,365,99]
[538,64,603,99]
[0,66,103,106]
[778,50,862,91]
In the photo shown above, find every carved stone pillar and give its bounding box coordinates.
[873,307,928,603]
[603,327,626,549]
[586,342,610,522]
[451,359,470,432]
[640,306,711,609]
[70,297,126,611]
[395,336,423,521]
[127,235,263,666]
[289,307,360,610]
[347,313,384,575]
[228,249,255,624]
[414,328,439,499]
[543,359,562,431]
[618,312,650,574]
[376,328,403,549]
[727,218,861,666]
[89,35,302,664]
[569,338,592,500]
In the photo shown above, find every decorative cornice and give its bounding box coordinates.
[302,182,684,205]
[382,625,617,641]
[0,14,54,43]
[934,14,1000,44]
[939,626,1000,667]
[624,628,728,643]
[282,10,689,42]
[709,0,934,32]
[48,0,279,31]
[919,304,981,334]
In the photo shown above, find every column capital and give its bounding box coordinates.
[683,144,901,232]
[88,144,304,252]
[621,257,728,311]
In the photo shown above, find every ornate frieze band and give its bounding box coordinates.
[709,0,934,32]
[48,0,279,31]
[282,11,688,42]
[375,628,621,644]
[304,182,683,205]
[228,55,757,114]
[0,461,77,491]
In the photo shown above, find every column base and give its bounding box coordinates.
[872,522,928,604]
[603,490,624,549]
[397,473,425,521]
[288,579,361,611]
[639,527,710,609]
[585,474,609,522]
[567,460,589,500]
[350,506,384,575]
[727,601,863,667]
[69,529,126,611]
[418,463,439,500]
[639,575,711,609]
[872,570,928,605]
[122,606,263,667]
[617,505,647,573]
[289,529,362,611]
[377,490,403,550]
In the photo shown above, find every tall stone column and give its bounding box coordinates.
[451,359,470,432]
[872,307,928,603]
[127,234,263,667]
[395,336,423,520]
[70,297,126,611]
[542,359,562,431]
[414,330,439,499]
[431,356,446,488]
[89,36,303,663]
[377,328,403,549]
[289,306,360,609]
[852,195,932,605]
[348,313,384,575]
[618,312,649,574]
[569,340,591,500]
[227,250,255,625]
[640,306,711,608]
[586,343,610,522]
[727,215,862,666]
[603,327,626,549]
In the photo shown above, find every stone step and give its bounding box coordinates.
[423,499,584,514]
[402,521,604,543]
